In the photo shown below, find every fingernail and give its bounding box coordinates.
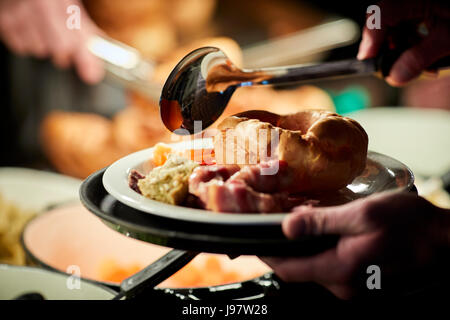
[385,75,403,87]
[357,48,367,60]
[388,67,413,86]
[357,38,370,60]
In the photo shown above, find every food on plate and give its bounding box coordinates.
[132,154,199,205]
[128,110,368,213]
[151,143,175,167]
[215,110,368,192]
[0,194,36,265]
[128,170,146,194]
[189,161,309,213]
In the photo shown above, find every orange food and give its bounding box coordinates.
[167,256,247,287]
[168,264,203,287]
[98,258,142,284]
[151,143,174,167]
[152,142,216,167]
[98,255,265,288]
[204,255,221,271]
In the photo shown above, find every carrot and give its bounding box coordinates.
[152,143,215,167]
[98,259,142,283]
[151,143,173,167]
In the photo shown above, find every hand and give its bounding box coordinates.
[0,0,104,84]
[261,191,450,299]
[357,0,450,86]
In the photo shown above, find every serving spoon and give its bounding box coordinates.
[160,46,450,135]
[159,47,382,134]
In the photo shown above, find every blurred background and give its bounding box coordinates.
[0,0,449,292]
[1,0,448,177]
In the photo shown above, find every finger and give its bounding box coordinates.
[386,19,450,86]
[357,0,449,60]
[261,248,343,284]
[0,9,27,55]
[65,0,104,83]
[357,26,387,60]
[283,201,368,238]
[377,0,440,27]
[357,0,420,60]
[35,0,73,69]
[262,255,357,300]
[8,0,35,55]
[285,190,428,238]
[73,44,104,84]
[325,284,356,300]
[20,2,48,58]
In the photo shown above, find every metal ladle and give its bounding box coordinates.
[159,47,381,134]
[160,46,450,135]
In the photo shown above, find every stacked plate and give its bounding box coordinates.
[80,138,415,256]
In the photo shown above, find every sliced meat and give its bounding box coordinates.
[196,179,289,213]
[128,169,145,194]
[188,161,302,213]
[189,164,241,192]
[227,160,294,193]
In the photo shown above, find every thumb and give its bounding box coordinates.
[282,202,367,239]
[386,19,450,86]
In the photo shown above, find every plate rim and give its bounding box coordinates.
[102,139,414,226]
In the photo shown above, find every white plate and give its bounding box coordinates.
[102,138,287,225]
[347,107,450,177]
[102,138,413,225]
[0,167,81,212]
[0,264,116,300]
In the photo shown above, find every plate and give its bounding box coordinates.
[102,138,414,226]
[0,167,81,212]
[347,107,450,177]
[82,170,340,256]
[0,264,116,300]
[21,202,271,288]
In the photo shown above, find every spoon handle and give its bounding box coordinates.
[114,249,198,299]
[256,58,378,86]
[253,53,450,87]
[87,35,161,100]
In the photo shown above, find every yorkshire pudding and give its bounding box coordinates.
[214,110,368,192]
